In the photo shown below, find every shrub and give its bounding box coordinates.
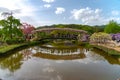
[6,39,25,44]
[90,32,112,44]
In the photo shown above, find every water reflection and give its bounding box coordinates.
[0,45,120,72]
[92,48,120,65]
[0,53,23,72]
[0,45,120,80]
[32,46,83,55]
[32,46,86,60]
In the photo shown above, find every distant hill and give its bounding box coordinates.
[36,24,105,34]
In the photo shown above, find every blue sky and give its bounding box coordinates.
[0,0,120,27]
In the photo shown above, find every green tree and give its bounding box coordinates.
[0,13,23,42]
[104,20,120,33]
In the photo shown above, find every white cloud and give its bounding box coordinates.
[55,7,65,14]
[0,7,10,12]
[111,10,120,16]
[0,0,40,27]
[44,4,51,8]
[71,7,106,25]
[71,7,120,25]
[107,17,120,22]
[42,0,55,3]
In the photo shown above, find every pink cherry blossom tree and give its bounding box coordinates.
[20,23,35,41]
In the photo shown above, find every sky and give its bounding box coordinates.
[0,0,120,27]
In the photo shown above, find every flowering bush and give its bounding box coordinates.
[111,33,120,42]
[90,32,112,44]
[77,34,90,42]
[20,23,35,40]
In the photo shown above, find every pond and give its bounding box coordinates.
[0,44,120,80]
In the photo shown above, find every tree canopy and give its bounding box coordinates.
[0,14,23,42]
[104,20,120,33]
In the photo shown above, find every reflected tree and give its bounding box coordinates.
[0,53,23,72]
[20,48,33,61]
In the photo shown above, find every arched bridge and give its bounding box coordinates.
[32,28,88,41]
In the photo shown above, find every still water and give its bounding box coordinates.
[0,44,120,80]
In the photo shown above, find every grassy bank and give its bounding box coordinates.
[0,44,24,54]
[0,41,41,56]
[92,44,120,56]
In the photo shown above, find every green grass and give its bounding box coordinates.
[0,44,24,54]
[0,41,41,55]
